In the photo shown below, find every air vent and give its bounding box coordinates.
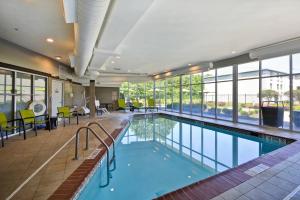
[113,67,121,71]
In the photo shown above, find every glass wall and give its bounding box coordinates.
[0,67,48,136]
[117,52,300,132]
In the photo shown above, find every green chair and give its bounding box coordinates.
[146,98,158,113]
[132,100,142,112]
[0,113,21,147]
[19,109,51,140]
[57,106,78,127]
[117,99,128,111]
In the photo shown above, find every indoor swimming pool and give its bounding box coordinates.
[77,114,286,200]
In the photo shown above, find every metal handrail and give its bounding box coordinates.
[74,126,110,187]
[87,121,116,171]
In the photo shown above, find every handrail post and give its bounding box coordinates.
[87,121,116,171]
[85,128,89,150]
[75,130,80,160]
[74,126,111,187]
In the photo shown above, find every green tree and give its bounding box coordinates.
[260,89,279,101]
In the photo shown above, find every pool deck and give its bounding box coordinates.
[0,111,300,200]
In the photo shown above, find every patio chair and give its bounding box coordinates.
[117,99,128,111]
[19,109,51,140]
[145,98,158,113]
[57,106,79,127]
[95,100,109,115]
[132,100,142,112]
[0,112,21,147]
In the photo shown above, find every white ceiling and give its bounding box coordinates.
[0,0,74,65]
[90,0,300,76]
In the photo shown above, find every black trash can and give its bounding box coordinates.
[48,117,57,129]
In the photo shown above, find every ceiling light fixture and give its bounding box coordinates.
[46,38,54,43]
[188,64,192,66]
[55,56,62,60]
[231,51,236,54]
[116,56,121,59]
[111,61,115,64]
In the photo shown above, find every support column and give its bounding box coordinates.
[48,77,53,116]
[89,80,96,118]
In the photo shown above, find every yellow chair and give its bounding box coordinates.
[146,98,158,113]
[57,106,78,127]
[132,100,142,112]
[117,99,128,111]
[19,109,51,140]
[0,113,21,147]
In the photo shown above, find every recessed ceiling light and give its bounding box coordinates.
[188,64,192,66]
[55,56,62,60]
[127,70,131,72]
[111,61,115,64]
[232,51,236,54]
[116,56,121,59]
[46,38,54,43]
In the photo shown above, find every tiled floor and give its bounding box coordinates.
[1,111,300,200]
[0,112,132,200]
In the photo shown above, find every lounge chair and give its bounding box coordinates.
[95,100,109,115]
[145,98,158,113]
[57,106,79,127]
[132,100,142,112]
[19,109,51,140]
[117,99,128,111]
[0,112,21,147]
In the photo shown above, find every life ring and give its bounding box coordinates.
[29,101,47,116]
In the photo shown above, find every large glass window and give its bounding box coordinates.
[238,61,260,125]
[16,73,32,112]
[191,73,202,115]
[34,76,46,103]
[172,77,180,112]
[149,52,300,132]
[217,66,233,120]
[166,79,173,111]
[261,56,290,129]
[0,69,13,119]
[293,53,300,131]
[119,82,129,101]
[203,69,216,118]
[182,75,191,114]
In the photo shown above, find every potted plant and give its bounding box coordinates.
[260,90,284,127]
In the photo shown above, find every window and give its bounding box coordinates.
[261,56,290,129]
[217,66,233,120]
[166,78,173,111]
[0,69,13,119]
[16,72,32,112]
[293,54,300,131]
[34,76,46,103]
[182,75,191,113]
[172,77,180,112]
[238,61,259,125]
[191,73,202,115]
[203,69,216,118]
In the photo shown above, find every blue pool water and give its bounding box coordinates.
[77,115,285,200]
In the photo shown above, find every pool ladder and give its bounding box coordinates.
[74,121,116,187]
